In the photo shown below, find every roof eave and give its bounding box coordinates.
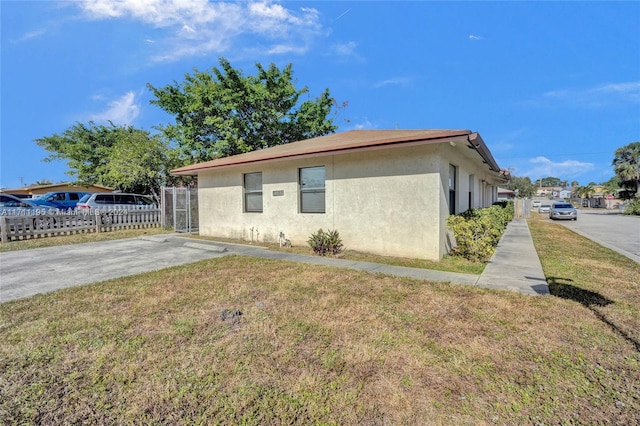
[171,130,474,175]
[467,132,501,173]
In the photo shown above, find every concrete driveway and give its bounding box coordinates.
[1,220,550,302]
[553,210,640,263]
[0,235,229,303]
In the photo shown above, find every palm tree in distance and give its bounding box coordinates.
[575,183,595,207]
[612,142,640,198]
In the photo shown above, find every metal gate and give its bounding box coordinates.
[513,198,531,219]
[161,187,198,233]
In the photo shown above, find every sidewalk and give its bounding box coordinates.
[475,219,549,295]
[178,218,549,296]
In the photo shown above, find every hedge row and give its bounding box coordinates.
[447,202,514,261]
[624,198,640,215]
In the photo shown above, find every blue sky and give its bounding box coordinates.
[2,0,639,190]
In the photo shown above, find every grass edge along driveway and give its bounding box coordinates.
[0,219,638,424]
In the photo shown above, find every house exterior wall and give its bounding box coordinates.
[197,143,501,260]
[559,189,573,199]
[331,145,443,258]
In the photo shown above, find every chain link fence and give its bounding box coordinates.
[161,187,198,233]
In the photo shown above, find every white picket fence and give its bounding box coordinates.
[0,208,161,243]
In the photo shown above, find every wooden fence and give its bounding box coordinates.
[0,209,161,243]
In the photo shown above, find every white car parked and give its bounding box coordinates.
[76,192,157,211]
[76,192,157,224]
[538,204,552,214]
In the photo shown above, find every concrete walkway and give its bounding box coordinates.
[175,217,549,296]
[475,219,549,295]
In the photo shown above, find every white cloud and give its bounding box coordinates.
[80,0,222,26]
[327,41,364,62]
[76,0,322,62]
[14,29,47,43]
[333,41,357,57]
[350,119,376,130]
[518,156,595,181]
[152,37,228,62]
[89,91,140,125]
[468,34,483,40]
[266,44,308,55]
[180,24,196,35]
[537,81,640,107]
[80,0,122,19]
[591,81,640,102]
[373,77,412,89]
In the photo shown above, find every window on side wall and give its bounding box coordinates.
[244,172,263,213]
[300,166,325,213]
[468,174,474,209]
[449,164,457,215]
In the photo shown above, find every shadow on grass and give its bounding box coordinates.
[549,276,640,352]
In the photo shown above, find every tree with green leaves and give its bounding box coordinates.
[35,122,180,199]
[147,57,340,163]
[574,183,595,205]
[612,142,640,199]
[601,176,621,198]
[507,176,537,198]
[36,122,119,184]
[534,176,563,187]
[100,131,189,198]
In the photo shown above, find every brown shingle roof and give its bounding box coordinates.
[171,129,500,175]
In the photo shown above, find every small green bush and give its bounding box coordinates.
[308,229,344,256]
[448,205,513,261]
[624,198,640,215]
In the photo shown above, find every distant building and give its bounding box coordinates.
[535,186,563,198]
[497,187,515,200]
[559,188,574,199]
[588,185,606,208]
[571,185,623,209]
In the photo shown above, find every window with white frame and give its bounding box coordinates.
[300,166,325,213]
[244,172,263,212]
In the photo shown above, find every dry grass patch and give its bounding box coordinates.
[529,218,640,350]
[2,236,640,425]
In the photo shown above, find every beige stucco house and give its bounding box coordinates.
[172,129,508,260]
